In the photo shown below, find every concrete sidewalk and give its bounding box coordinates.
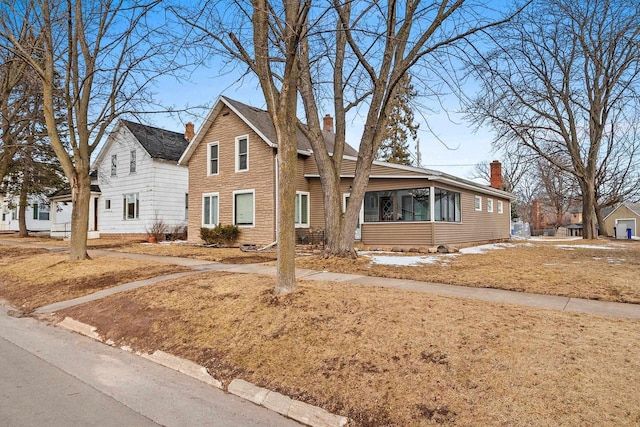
[2,239,639,319]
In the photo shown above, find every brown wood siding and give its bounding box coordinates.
[361,222,433,247]
[187,105,276,245]
[604,205,640,237]
[432,182,510,244]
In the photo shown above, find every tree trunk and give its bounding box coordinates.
[18,179,28,238]
[274,129,297,295]
[594,204,607,237]
[69,170,91,260]
[580,179,597,239]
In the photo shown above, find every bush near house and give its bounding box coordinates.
[200,224,240,246]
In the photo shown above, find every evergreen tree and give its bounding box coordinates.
[377,74,420,166]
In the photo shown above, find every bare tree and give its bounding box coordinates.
[594,120,640,235]
[0,0,186,259]
[466,0,640,239]
[296,0,523,257]
[537,159,579,230]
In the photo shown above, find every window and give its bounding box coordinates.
[363,188,430,222]
[233,190,254,226]
[207,142,219,175]
[235,135,248,172]
[474,195,482,211]
[105,199,111,210]
[32,203,50,221]
[497,200,504,214]
[487,198,494,213]
[434,188,461,222]
[130,150,136,173]
[111,154,117,176]
[202,193,218,226]
[295,192,310,227]
[123,193,139,220]
[185,193,189,220]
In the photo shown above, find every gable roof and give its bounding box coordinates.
[121,120,189,162]
[179,96,358,164]
[93,120,189,170]
[604,202,640,220]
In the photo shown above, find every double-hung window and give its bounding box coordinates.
[497,200,504,214]
[233,190,254,227]
[207,142,219,175]
[474,195,482,211]
[111,154,117,176]
[202,193,218,226]
[295,192,310,227]
[123,193,139,220]
[235,136,248,172]
[130,150,136,173]
[487,198,494,213]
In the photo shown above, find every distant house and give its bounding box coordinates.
[49,120,190,238]
[179,96,515,248]
[0,194,70,233]
[603,202,640,239]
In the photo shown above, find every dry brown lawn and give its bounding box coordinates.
[296,239,640,303]
[0,245,189,311]
[115,243,278,264]
[0,234,141,249]
[59,272,640,426]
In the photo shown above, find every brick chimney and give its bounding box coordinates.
[323,114,334,133]
[490,160,503,190]
[185,122,195,142]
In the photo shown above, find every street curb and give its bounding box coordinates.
[228,379,348,427]
[57,317,350,427]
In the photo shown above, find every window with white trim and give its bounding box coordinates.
[207,142,219,175]
[233,190,254,226]
[487,198,494,213]
[202,193,218,226]
[474,195,482,211]
[130,150,136,173]
[123,193,139,220]
[497,200,504,214]
[295,192,310,227]
[111,154,117,176]
[235,135,248,172]
[32,203,50,221]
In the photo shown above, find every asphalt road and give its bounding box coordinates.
[0,306,299,427]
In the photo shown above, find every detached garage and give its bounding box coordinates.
[603,202,640,239]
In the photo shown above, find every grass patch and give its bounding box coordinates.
[59,272,640,426]
[0,245,189,311]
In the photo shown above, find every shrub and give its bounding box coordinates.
[146,216,168,242]
[200,224,240,246]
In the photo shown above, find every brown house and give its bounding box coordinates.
[179,96,515,247]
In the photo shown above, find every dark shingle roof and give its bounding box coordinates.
[121,120,189,162]
[222,97,359,156]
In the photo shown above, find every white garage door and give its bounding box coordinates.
[615,219,636,239]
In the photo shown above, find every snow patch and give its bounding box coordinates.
[555,244,616,250]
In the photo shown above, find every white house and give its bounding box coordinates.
[0,194,71,232]
[50,120,190,238]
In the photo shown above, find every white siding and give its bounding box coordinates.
[96,125,188,235]
[0,195,63,232]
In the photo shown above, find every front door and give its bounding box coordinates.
[343,194,363,241]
